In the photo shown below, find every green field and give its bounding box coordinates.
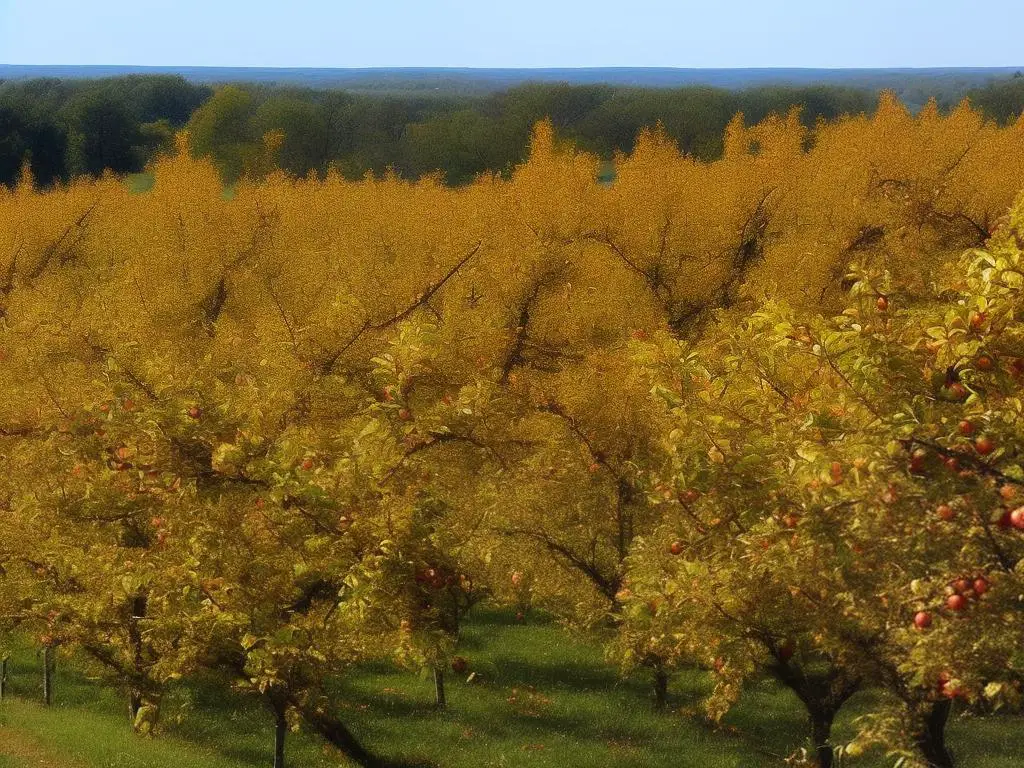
[1,608,1022,767]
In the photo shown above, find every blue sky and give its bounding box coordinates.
[1,0,1021,68]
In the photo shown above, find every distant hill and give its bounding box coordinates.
[2,65,1022,98]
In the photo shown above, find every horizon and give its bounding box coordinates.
[2,1,1024,69]
[3,65,1024,72]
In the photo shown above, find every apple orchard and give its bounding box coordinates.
[2,94,1024,768]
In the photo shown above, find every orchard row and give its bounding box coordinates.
[1,99,1024,767]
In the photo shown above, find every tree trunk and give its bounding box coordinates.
[266,688,288,768]
[42,645,55,706]
[129,689,142,724]
[769,660,858,768]
[653,666,668,711]
[274,705,287,768]
[288,696,386,768]
[0,657,8,702]
[127,688,161,733]
[810,709,836,768]
[433,667,446,710]
[913,699,954,768]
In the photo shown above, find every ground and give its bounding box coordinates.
[1,608,1022,767]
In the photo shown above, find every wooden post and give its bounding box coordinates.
[433,667,446,709]
[0,656,8,702]
[42,645,55,706]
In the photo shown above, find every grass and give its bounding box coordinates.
[124,171,236,199]
[1,607,1023,767]
[126,172,156,194]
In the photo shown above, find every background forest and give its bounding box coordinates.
[2,70,1024,189]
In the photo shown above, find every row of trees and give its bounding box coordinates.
[0,75,211,187]
[1,95,1024,767]
[4,73,1024,190]
[183,78,1024,186]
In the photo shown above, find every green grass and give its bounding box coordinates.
[1,608,1023,767]
[126,172,156,194]
[124,171,236,199]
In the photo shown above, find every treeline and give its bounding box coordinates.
[0,75,210,187]
[2,72,1024,188]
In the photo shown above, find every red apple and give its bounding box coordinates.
[398,408,412,421]
[876,296,889,312]
[936,504,955,521]
[969,311,987,331]
[909,449,928,473]
[1010,507,1024,530]
[973,577,989,595]
[976,355,995,371]
[669,540,684,556]
[943,456,960,472]
[188,405,202,419]
[300,457,314,471]
[953,578,971,594]
[946,594,966,612]
[974,436,995,456]
[958,420,975,436]
[946,382,968,401]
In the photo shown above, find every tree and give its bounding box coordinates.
[618,195,1024,766]
[0,105,67,188]
[185,86,258,183]
[64,89,143,177]
[253,96,331,179]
